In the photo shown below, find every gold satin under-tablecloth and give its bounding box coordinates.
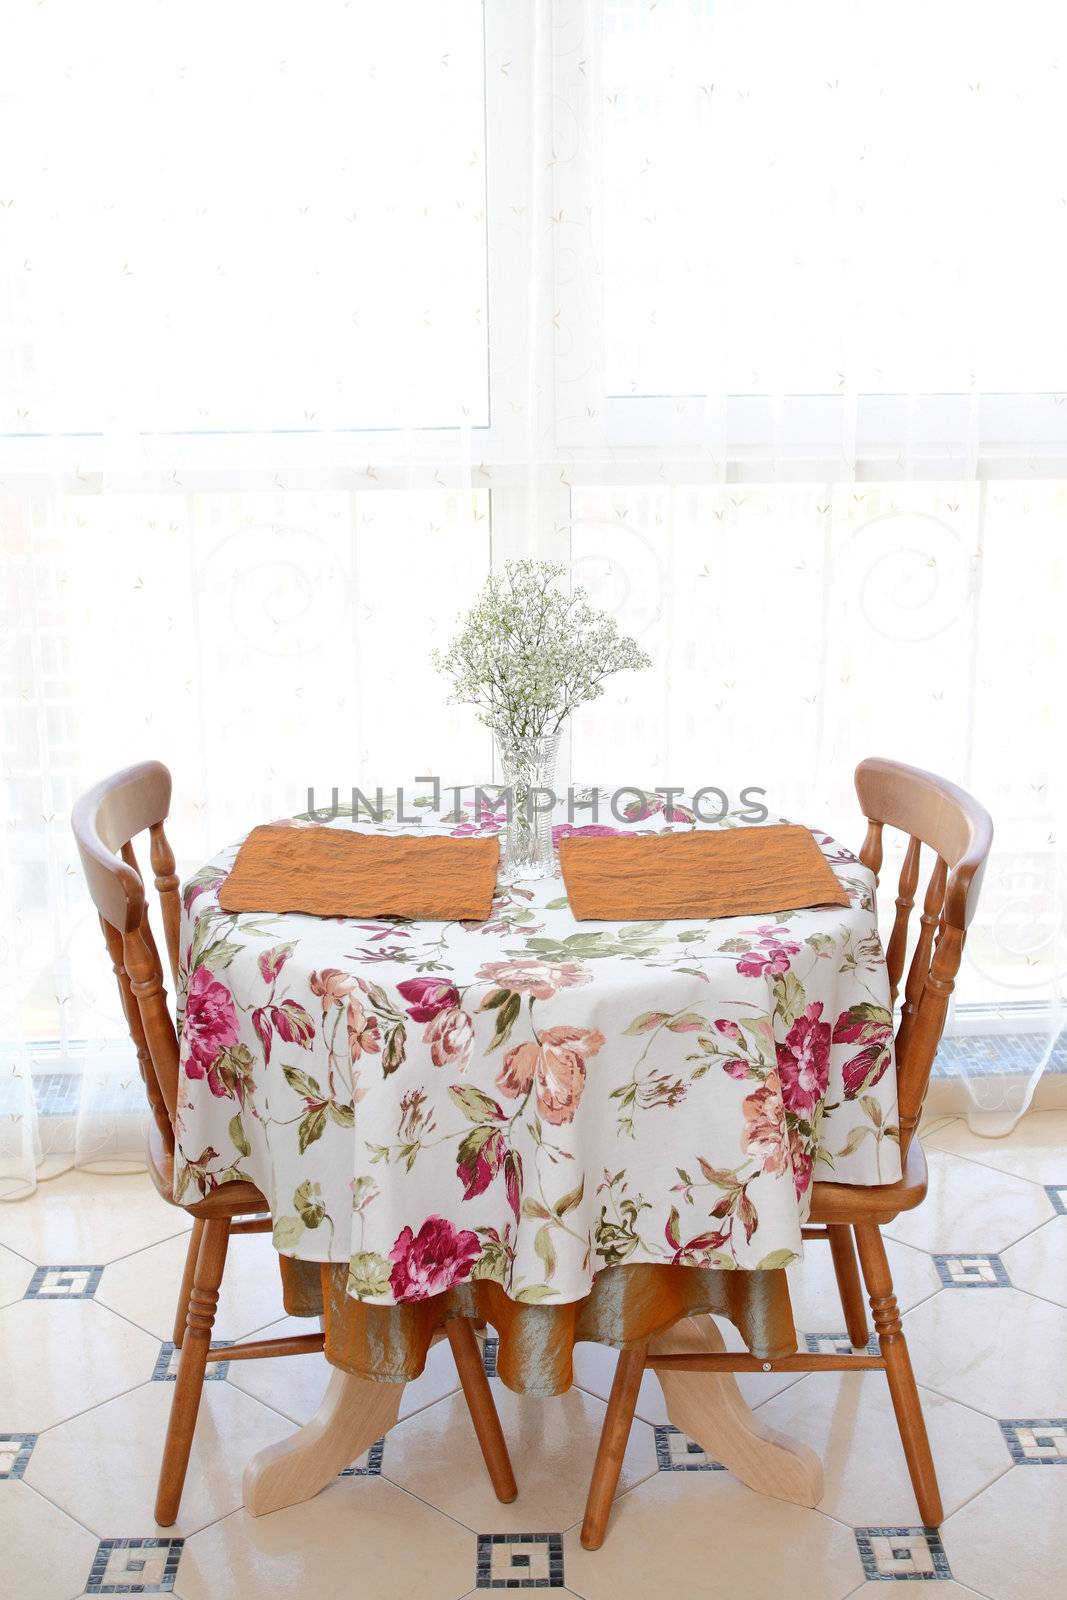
[278,1258,797,1397]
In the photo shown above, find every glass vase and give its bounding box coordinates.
[496,727,563,880]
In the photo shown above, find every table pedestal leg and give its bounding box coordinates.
[650,1316,823,1507]
[243,1367,404,1517]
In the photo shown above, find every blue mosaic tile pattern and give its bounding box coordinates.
[25,1264,104,1300]
[1046,1184,1067,1215]
[476,1533,564,1589]
[338,1438,385,1476]
[933,1253,1011,1288]
[999,1419,1067,1463]
[803,1331,881,1356]
[934,1030,1067,1078]
[16,1071,145,1116]
[482,1333,499,1378]
[85,1537,183,1594]
[654,1424,724,1471]
[152,1340,231,1381]
[854,1526,951,1581]
[0,1434,36,1479]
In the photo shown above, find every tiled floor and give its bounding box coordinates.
[1,1112,1064,1599]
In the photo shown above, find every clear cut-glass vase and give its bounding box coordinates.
[495,727,563,880]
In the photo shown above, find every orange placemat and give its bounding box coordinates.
[217,825,500,922]
[558,824,851,921]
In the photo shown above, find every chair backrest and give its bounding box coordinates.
[854,756,993,1157]
[71,760,182,1154]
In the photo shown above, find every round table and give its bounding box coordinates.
[174,786,900,1513]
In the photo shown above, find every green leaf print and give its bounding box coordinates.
[382,1022,407,1075]
[514,1284,559,1303]
[228,1112,251,1158]
[272,1215,305,1250]
[534,1224,557,1279]
[622,1011,671,1036]
[449,1083,507,1124]
[297,1106,328,1154]
[755,1248,800,1270]
[294,1179,326,1228]
[486,991,521,1052]
[283,1065,322,1099]
[770,971,806,1027]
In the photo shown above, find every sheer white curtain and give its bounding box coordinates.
[1,0,1065,1194]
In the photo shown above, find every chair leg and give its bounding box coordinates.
[855,1222,943,1526]
[445,1319,517,1504]
[155,1217,230,1526]
[172,1219,204,1349]
[828,1223,869,1348]
[580,1343,647,1550]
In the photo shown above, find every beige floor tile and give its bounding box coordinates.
[383,1379,657,1533]
[98,1227,289,1343]
[226,1315,460,1424]
[1002,1216,1067,1308]
[757,1370,1010,1524]
[925,1109,1067,1186]
[0,1480,99,1600]
[847,1586,984,1598]
[919,1112,960,1138]
[177,1476,475,1600]
[0,1241,34,1306]
[0,1168,191,1266]
[904,1285,1067,1416]
[787,1234,941,1326]
[563,1473,862,1600]
[943,1464,1067,1600]
[24,1378,294,1538]
[0,1154,78,1200]
[569,1340,672,1423]
[0,1298,158,1431]
[883,1150,1054,1253]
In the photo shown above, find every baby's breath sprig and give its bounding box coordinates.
[433,560,650,741]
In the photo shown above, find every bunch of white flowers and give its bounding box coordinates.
[433,560,650,741]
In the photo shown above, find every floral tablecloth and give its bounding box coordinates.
[174,790,900,1322]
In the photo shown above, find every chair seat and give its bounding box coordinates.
[808,1134,927,1225]
[146,1121,270,1220]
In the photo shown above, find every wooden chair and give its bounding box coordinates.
[72,760,516,1526]
[580,756,993,1548]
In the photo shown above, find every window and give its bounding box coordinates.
[1,1,489,438]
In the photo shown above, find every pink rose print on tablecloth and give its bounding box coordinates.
[449,798,508,837]
[251,997,315,1065]
[496,1024,604,1125]
[425,1006,474,1071]
[310,968,359,1008]
[183,966,240,1097]
[789,1126,814,1201]
[551,823,622,847]
[398,978,473,1070]
[775,1001,831,1118]
[735,925,803,978]
[476,957,591,1001]
[388,1215,482,1300]
[456,1126,507,1200]
[257,943,295,986]
[396,977,461,1022]
[712,1018,757,1080]
[346,997,382,1060]
[740,1071,790,1177]
[833,1003,895,1097]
